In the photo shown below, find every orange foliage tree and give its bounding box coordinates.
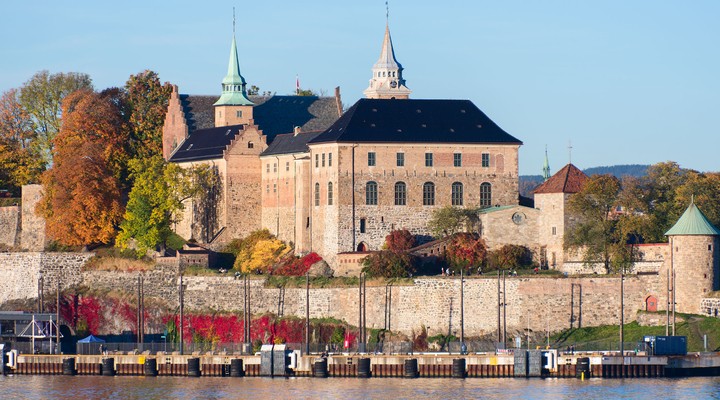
[38,90,127,247]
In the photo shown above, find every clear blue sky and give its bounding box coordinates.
[2,1,718,176]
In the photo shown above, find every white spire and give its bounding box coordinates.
[363,19,411,99]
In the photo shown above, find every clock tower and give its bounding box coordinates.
[363,23,411,99]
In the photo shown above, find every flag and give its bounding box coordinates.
[296,75,300,95]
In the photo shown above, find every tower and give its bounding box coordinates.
[542,146,551,181]
[363,21,411,99]
[665,199,720,314]
[214,34,255,127]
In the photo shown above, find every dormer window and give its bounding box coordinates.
[248,142,254,149]
[236,110,243,118]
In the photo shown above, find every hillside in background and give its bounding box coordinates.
[519,164,650,199]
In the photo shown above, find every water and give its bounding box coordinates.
[2,375,720,399]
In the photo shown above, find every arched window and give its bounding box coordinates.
[314,183,320,206]
[395,182,407,206]
[366,181,378,205]
[480,182,492,208]
[248,141,254,149]
[327,182,333,205]
[423,182,435,206]
[451,182,463,206]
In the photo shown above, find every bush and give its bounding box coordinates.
[444,233,487,273]
[362,250,418,278]
[487,244,534,271]
[385,229,416,252]
[272,252,323,276]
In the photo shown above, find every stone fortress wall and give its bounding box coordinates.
[0,251,692,337]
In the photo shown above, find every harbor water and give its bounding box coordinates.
[2,375,720,399]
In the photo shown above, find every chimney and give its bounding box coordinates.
[294,126,301,136]
[334,86,343,117]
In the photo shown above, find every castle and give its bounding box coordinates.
[1,19,717,321]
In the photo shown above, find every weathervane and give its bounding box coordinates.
[568,140,573,164]
[386,1,389,22]
[233,7,236,34]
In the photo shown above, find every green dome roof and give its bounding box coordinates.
[665,201,720,236]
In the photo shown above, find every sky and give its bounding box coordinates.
[1,1,718,176]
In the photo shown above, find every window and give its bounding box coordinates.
[552,227,557,235]
[315,154,319,168]
[273,183,276,193]
[322,153,326,167]
[286,162,290,171]
[482,153,490,167]
[266,185,269,193]
[266,164,270,173]
[480,182,492,207]
[327,182,333,205]
[236,110,243,118]
[394,182,407,205]
[454,153,462,167]
[425,153,433,167]
[273,163,277,173]
[451,182,463,206]
[328,153,332,167]
[314,183,320,206]
[368,152,376,166]
[423,182,435,206]
[360,218,366,233]
[248,142,254,149]
[397,153,405,167]
[366,181,378,205]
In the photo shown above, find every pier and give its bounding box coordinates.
[6,351,719,378]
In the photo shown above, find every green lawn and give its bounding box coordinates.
[551,313,720,352]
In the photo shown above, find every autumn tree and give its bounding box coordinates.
[0,89,43,194]
[124,71,172,159]
[385,229,416,252]
[444,233,488,274]
[675,171,720,228]
[37,90,126,247]
[487,244,533,271]
[564,174,626,273]
[19,71,93,166]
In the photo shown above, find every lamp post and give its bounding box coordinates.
[179,274,185,355]
[305,272,310,355]
[460,268,464,347]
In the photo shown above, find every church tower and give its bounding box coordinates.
[214,34,255,127]
[363,21,411,99]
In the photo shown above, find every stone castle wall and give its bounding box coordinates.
[0,248,697,337]
[0,205,20,248]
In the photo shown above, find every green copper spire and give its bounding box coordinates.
[214,35,254,106]
[542,146,551,181]
[665,197,720,236]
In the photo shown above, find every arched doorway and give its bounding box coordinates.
[645,295,658,312]
[357,242,369,252]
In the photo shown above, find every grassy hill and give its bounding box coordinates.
[551,313,720,353]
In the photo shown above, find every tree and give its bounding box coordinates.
[675,171,720,229]
[19,71,93,166]
[427,206,479,238]
[247,85,260,96]
[385,229,416,252]
[641,161,687,242]
[124,71,173,159]
[488,244,533,271]
[0,89,43,194]
[564,174,623,273]
[362,250,418,278]
[444,233,488,273]
[117,155,223,256]
[37,90,126,247]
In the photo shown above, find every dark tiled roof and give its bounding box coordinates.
[169,125,245,162]
[309,98,522,145]
[170,95,340,162]
[262,131,324,156]
[253,96,339,139]
[533,163,588,194]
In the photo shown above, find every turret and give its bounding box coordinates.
[665,199,720,314]
[363,22,411,99]
[214,35,254,127]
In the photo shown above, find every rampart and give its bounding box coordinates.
[0,252,672,336]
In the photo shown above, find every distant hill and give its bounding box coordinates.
[519,164,649,199]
